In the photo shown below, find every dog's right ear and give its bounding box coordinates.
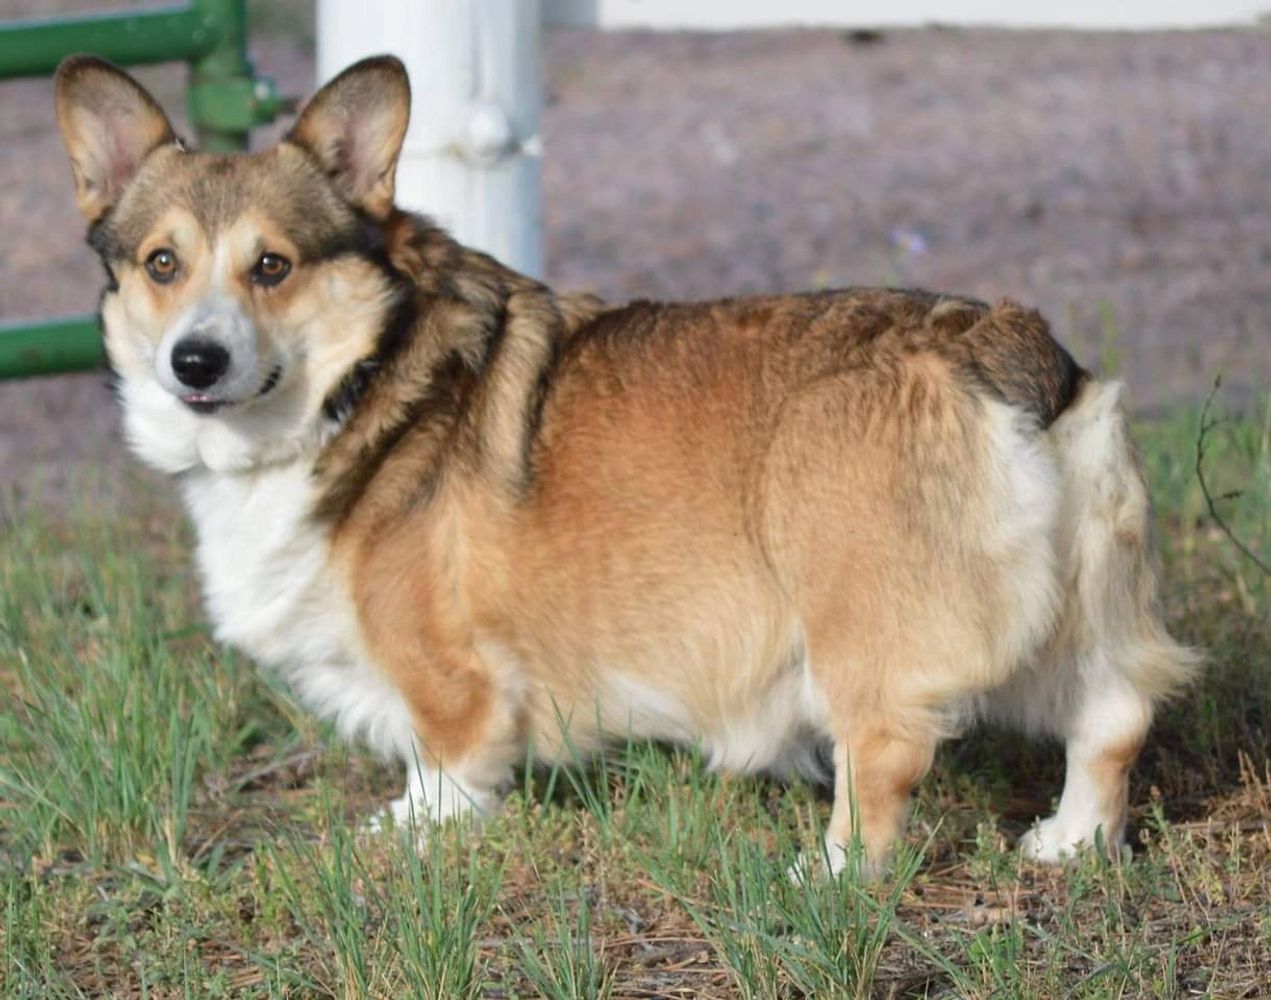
[54,56,176,222]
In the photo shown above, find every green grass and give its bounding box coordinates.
[2,397,1268,998]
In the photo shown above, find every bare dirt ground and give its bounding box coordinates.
[2,25,1269,513]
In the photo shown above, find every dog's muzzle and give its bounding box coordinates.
[157,297,282,415]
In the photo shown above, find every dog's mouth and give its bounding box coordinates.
[179,364,284,415]
[180,394,230,415]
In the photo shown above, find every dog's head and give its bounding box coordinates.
[54,55,411,471]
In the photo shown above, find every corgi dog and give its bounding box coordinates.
[54,54,1197,874]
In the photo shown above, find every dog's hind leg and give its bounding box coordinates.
[1014,670,1152,861]
[990,379,1200,861]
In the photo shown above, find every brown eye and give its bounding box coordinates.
[252,252,291,286]
[144,248,178,283]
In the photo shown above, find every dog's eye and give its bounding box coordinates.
[144,248,179,283]
[252,253,292,287]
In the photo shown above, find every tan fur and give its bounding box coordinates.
[54,55,1200,874]
[1087,734,1147,849]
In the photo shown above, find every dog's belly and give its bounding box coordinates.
[499,596,831,780]
[595,658,830,780]
[181,463,416,761]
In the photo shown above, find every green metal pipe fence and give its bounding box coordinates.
[0,0,287,379]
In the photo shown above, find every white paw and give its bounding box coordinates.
[358,801,416,840]
[1019,817,1119,863]
[359,792,435,839]
[787,850,832,885]
[360,767,496,839]
[788,838,880,884]
[360,810,409,838]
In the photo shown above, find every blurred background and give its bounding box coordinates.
[1,0,1269,512]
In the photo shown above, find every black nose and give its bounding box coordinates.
[171,338,230,389]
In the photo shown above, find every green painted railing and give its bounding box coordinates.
[0,0,288,379]
[0,318,104,380]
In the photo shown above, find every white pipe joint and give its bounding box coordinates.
[461,100,517,166]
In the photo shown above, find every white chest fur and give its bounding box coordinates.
[181,463,415,761]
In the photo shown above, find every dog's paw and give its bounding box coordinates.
[359,810,402,838]
[359,793,432,840]
[361,782,498,841]
[787,839,882,884]
[787,850,832,885]
[1018,817,1120,864]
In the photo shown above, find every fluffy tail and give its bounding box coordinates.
[1049,378,1201,701]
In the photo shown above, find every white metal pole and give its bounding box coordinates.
[316,0,544,278]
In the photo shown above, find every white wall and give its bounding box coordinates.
[544,0,1265,30]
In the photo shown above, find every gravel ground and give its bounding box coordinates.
[2,26,1269,512]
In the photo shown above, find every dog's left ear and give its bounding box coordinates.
[287,55,411,220]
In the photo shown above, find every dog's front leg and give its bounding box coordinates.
[385,741,504,831]
[823,723,938,879]
[369,641,524,838]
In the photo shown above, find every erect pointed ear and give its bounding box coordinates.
[287,56,410,220]
[54,56,176,222]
